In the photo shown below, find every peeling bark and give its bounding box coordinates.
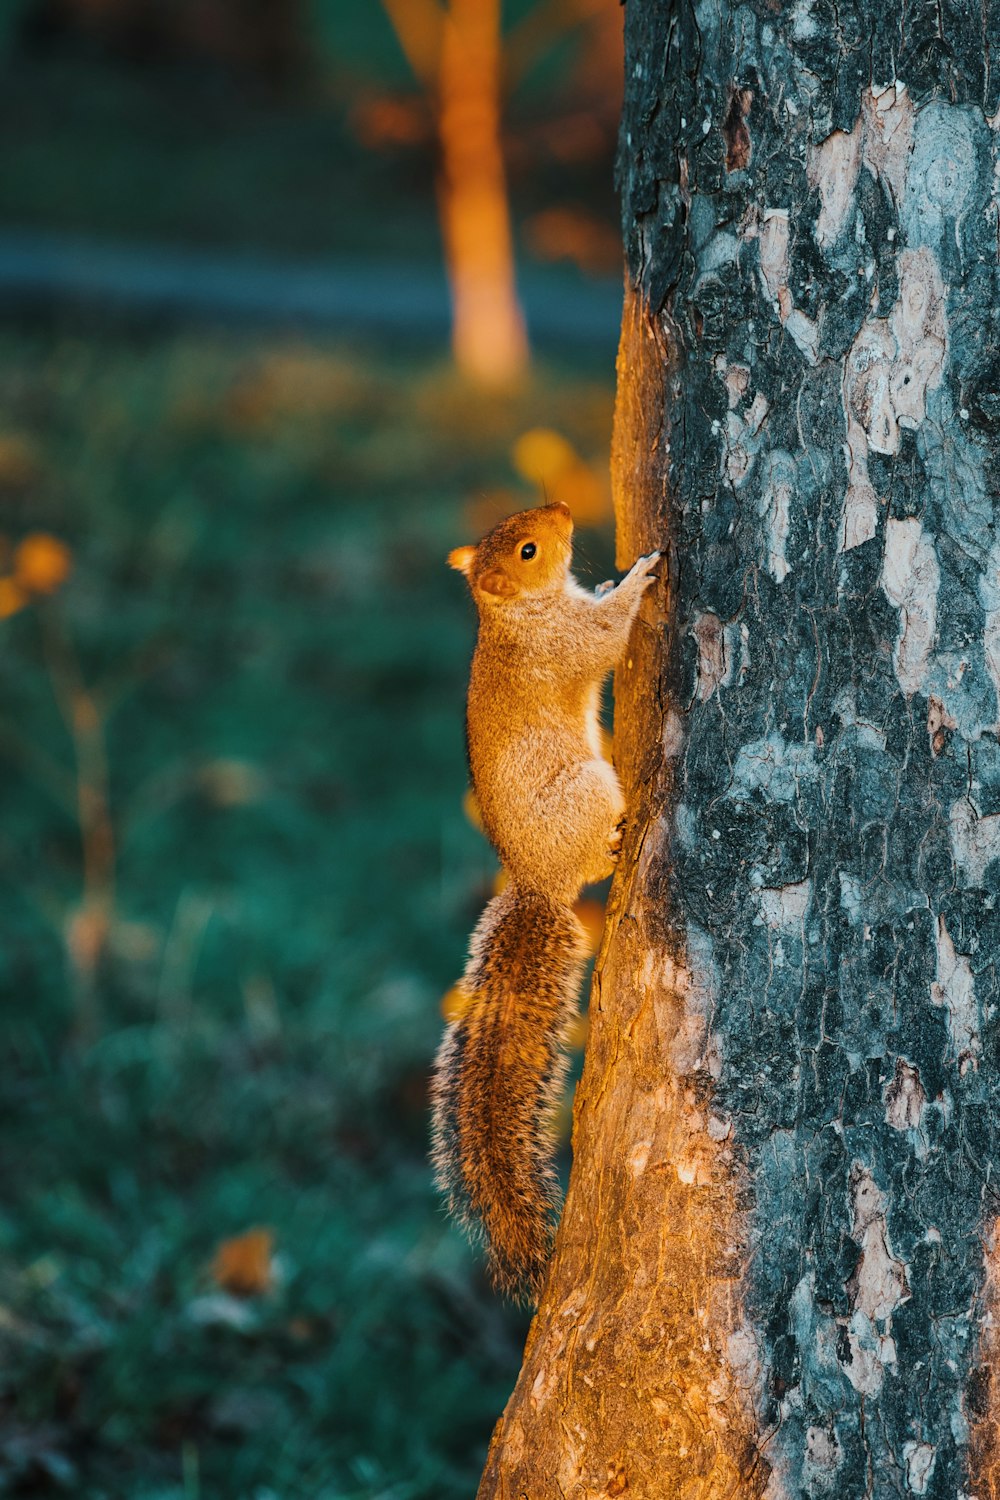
[477,3,1000,1496]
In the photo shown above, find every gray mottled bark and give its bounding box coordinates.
[478,4,1000,1497]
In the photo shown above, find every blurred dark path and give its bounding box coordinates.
[0,228,622,346]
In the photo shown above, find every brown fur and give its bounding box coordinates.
[431,889,587,1299]
[432,503,659,1301]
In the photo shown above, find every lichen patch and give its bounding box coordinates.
[880,517,940,695]
[836,1168,911,1396]
[845,249,946,459]
[931,914,981,1072]
[884,1059,927,1134]
[757,208,789,307]
[949,797,1000,888]
[756,879,812,932]
[691,610,731,700]
[841,416,879,551]
[902,1441,936,1494]
[807,122,862,248]
[838,872,864,926]
[861,82,914,206]
[805,1424,842,1475]
[902,102,980,250]
[727,732,818,805]
[841,263,946,548]
[756,450,796,583]
[927,696,957,756]
[753,207,820,364]
[980,538,1000,729]
[848,1168,911,1322]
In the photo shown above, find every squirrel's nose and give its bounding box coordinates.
[548,502,572,521]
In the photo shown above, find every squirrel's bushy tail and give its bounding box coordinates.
[430,885,587,1302]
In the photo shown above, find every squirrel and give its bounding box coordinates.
[431,500,660,1302]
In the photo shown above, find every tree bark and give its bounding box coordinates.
[478,2,1000,1496]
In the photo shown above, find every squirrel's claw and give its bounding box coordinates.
[625,550,663,589]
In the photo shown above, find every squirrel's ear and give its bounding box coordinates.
[478,568,518,598]
[447,545,476,576]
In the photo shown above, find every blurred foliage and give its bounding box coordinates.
[0,50,440,262]
[0,2,620,275]
[0,7,623,1491]
[0,324,617,1497]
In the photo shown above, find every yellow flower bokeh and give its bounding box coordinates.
[0,533,73,620]
[15,533,73,595]
[0,577,28,619]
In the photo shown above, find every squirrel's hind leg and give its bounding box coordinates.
[530,758,625,894]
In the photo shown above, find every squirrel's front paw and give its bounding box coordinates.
[595,579,615,598]
[626,550,663,589]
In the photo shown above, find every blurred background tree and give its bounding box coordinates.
[382,0,528,387]
[0,3,624,1497]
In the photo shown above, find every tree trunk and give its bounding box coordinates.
[478,3,1000,1496]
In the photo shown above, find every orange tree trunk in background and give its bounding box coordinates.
[381,0,529,387]
[477,1,1000,1495]
[437,0,528,387]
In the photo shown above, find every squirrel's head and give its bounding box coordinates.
[447,502,573,603]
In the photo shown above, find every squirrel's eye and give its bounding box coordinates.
[520,542,537,560]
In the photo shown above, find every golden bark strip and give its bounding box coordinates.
[476,288,763,1498]
[969,1216,1000,1499]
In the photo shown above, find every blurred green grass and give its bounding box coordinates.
[0,326,616,1498]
